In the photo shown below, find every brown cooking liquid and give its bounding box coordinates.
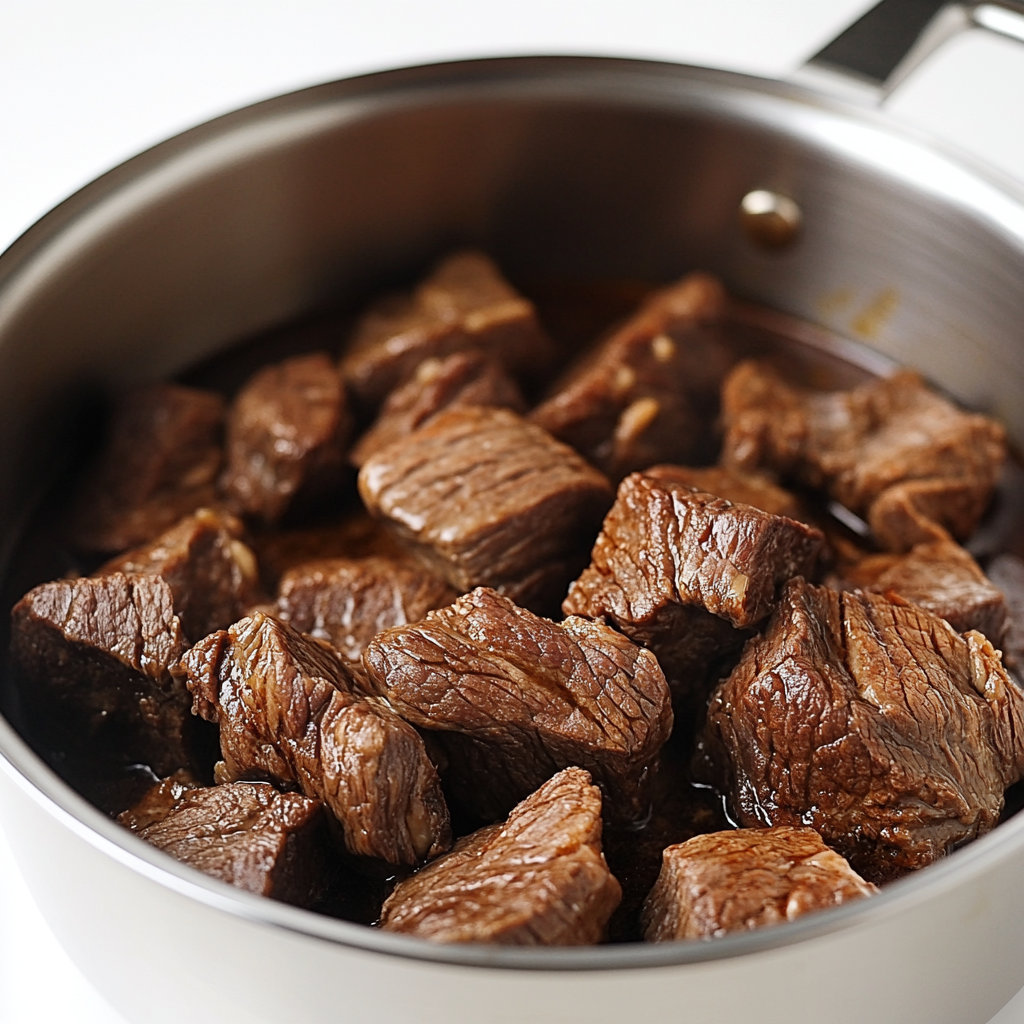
[4,277,1024,940]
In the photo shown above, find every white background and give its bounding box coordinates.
[3,2,1024,1021]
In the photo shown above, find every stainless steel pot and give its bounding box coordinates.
[4,5,1024,1023]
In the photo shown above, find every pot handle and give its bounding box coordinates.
[802,0,1024,98]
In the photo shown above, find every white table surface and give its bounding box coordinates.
[3,2,1024,1021]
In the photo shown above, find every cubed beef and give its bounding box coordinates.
[340,251,553,408]
[379,767,621,944]
[988,553,1024,670]
[530,273,730,480]
[721,362,1006,551]
[362,587,673,823]
[700,579,1024,882]
[275,556,456,665]
[72,383,225,553]
[641,826,877,941]
[643,464,803,519]
[119,778,334,907]
[117,769,201,831]
[11,574,191,775]
[180,611,450,867]
[350,351,526,466]
[99,508,261,641]
[358,406,613,614]
[220,352,351,525]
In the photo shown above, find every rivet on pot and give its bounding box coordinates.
[739,190,802,249]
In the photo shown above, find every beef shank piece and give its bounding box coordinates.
[72,383,225,553]
[721,362,1006,551]
[642,826,877,942]
[220,352,351,525]
[275,556,456,665]
[530,272,731,480]
[379,767,621,944]
[362,586,673,823]
[350,350,526,466]
[11,574,191,775]
[99,508,261,642]
[340,250,553,408]
[563,472,824,697]
[181,611,450,867]
[358,406,613,614]
[701,579,1024,882]
[643,464,803,520]
[119,777,333,907]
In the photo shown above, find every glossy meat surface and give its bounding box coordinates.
[643,464,803,519]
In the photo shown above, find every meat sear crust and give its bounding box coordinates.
[642,464,803,520]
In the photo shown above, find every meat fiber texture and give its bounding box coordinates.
[701,579,1024,882]
[180,611,451,868]
[340,250,554,409]
[380,767,622,944]
[643,464,804,520]
[530,272,732,480]
[358,405,613,615]
[721,361,1006,551]
[642,826,877,941]
[362,587,673,824]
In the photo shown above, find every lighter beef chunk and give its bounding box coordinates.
[10,574,191,775]
[643,464,803,519]
[275,556,456,665]
[340,250,553,408]
[358,406,613,614]
[72,383,225,553]
[181,611,450,867]
[530,273,731,480]
[701,579,1024,882]
[362,587,673,823]
[379,768,621,944]
[119,778,333,907]
[721,362,1006,551]
[99,508,261,641]
[350,351,526,466]
[220,352,351,525]
[642,827,877,942]
[563,473,824,696]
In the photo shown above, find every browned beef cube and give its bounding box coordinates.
[117,769,201,831]
[362,587,673,823]
[11,574,191,775]
[99,508,261,641]
[379,768,621,944]
[340,251,553,408]
[275,556,456,665]
[721,362,1006,551]
[530,273,730,480]
[562,473,824,695]
[643,464,803,519]
[220,352,351,525]
[641,827,877,942]
[350,351,526,467]
[119,778,333,907]
[358,406,613,613]
[72,383,225,553]
[701,579,1024,882]
[181,611,450,867]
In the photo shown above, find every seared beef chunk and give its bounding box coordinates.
[643,464,803,519]
[701,579,1024,882]
[120,778,333,907]
[989,553,1024,669]
[275,556,456,665]
[11,574,191,775]
[72,383,225,553]
[220,352,350,525]
[358,406,613,613]
[181,611,451,867]
[117,768,201,831]
[721,362,1006,551]
[340,251,553,408]
[530,273,730,479]
[350,350,526,466]
[99,508,261,641]
[835,538,1007,644]
[362,587,673,823]
[563,473,824,696]
[642,826,877,941]
[379,767,621,944]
